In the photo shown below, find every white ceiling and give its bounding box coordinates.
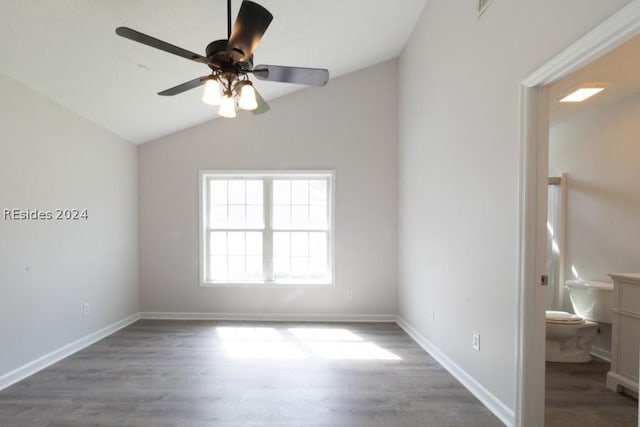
[0,0,428,144]
[549,33,640,125]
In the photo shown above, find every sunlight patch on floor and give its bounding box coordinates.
[305,341,401,360]
[217,326,402,361]
[223,340,306,359]
[288,327,360,341]
[217,326,282,340]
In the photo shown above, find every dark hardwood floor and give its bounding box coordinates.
[0,320,503,427]
[545,358,638,426]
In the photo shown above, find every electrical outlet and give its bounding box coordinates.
[429,308,435,321]
[346,290,353,300]
[83,303,90,316]
[472,333,480,351]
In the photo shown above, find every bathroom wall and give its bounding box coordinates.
[549,92,640,356]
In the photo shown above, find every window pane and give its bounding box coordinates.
[309,205,327,229]
[228,181,245,204]
[228,205,245,228]
[245,256,263,278]
[246,205,263,228]
[309,180,327,204]
[309,232,327,257]
[227,232,245,255]
[291,257,309,277]
[273,205,291,229]
[273,257,290,277]
[273,232,290,257]
[210,180,227,205]
[291,232,309,257]
[210,256,227,279]
[228,256,245,278]
[246,232,263,256]
[210,205,227,228]
[310,257,327,276]
[246,180,263,204]
[291,180,309,204]
[210,231,227,255]
[291,205,309,229]
[273,180,290,204]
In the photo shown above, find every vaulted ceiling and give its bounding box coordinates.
[0,0,428,143]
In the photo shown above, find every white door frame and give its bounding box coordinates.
[515,2,640,426]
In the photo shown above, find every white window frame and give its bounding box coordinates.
[199,170,335,287]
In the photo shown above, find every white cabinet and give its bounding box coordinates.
[607,273,640,396]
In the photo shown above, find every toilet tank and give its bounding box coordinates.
[564,279,614,323]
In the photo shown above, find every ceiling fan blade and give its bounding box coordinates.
[227,1,273,62]
[115,27,211,65]
[158,76,210,96]
[252,88,270,115]
[253,65,329,87]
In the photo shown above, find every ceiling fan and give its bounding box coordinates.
[115,0,329,118]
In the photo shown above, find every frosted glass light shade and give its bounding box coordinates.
[202,79,222,105]
[218,92,236,118]
[558,87,604,102]
[238,82,258,110]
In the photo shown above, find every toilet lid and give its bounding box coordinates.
[545,310,585,324]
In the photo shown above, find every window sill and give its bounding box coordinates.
[200,281,334,288]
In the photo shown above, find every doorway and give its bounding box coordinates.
[516,1,640,425]
[543,34,640,425]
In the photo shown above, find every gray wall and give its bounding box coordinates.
[138,60,398,316]
[397,0,631,410]
[0,73,139,376]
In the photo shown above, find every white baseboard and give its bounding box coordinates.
[591,346,611,362]
[140,311,397,323]
[396,316,514,427]
[0,313,141,392]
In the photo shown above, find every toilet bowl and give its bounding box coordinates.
[545,280,614,363]
[545,310,598,363]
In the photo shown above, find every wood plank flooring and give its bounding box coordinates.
[0,320,503,427]
[545,358,638,426]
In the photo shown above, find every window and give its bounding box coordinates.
[200,171,334,286]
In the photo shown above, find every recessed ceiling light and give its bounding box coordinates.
[558,87,605,103]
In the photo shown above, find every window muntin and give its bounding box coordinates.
[272,179,328,230]
[201,172,333,286]
[273,231,327,280]
[209,179,264,229]
[209,231,263,281]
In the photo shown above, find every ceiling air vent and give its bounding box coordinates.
[478,0,493,16]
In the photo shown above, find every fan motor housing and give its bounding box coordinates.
[206,40,253,71]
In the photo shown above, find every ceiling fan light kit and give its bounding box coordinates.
[202,79,221,106]
[238,82,258,111]
[219,92,238,118]
[115,0,329,118]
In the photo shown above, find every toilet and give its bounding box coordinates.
[545,279,614,363]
